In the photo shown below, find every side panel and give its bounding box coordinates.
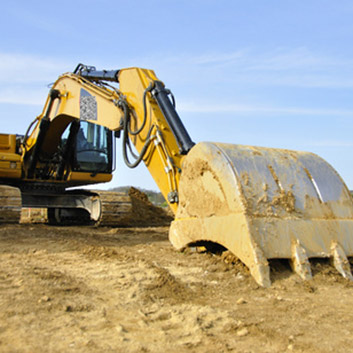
[0,134,22,179]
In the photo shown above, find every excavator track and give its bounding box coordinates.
[0,185,22,223]
[95,188,173,227]
[46,190,133,226]
[94,190,133,227]
[46,188,172,227]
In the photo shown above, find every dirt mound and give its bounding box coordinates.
[143,265,194,304]
[129,186,150,202]
[128,187,173,226]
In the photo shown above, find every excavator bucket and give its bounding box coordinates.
[169,142,353,287]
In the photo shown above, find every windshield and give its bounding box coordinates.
[74,121,113,173]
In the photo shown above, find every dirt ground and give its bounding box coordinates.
[1,223,353,353]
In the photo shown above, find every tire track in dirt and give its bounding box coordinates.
[1,224,353,352]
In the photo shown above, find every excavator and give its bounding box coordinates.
[1,63,353,287]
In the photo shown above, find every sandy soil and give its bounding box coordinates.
[1,223,353,353]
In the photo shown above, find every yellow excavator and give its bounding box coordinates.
[1,64,353,287]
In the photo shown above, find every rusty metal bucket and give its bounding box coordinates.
[169,142,353,287]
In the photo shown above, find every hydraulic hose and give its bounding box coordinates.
[128,83,154,136]
[119,99,154,169]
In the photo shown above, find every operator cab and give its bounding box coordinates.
[74,121,113,174]
[61,120,114,174]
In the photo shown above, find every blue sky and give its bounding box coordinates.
[1,0,353,191]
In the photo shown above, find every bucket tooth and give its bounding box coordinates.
[248,240,271,288]
[331,241,353,281]
[290,240,312,281]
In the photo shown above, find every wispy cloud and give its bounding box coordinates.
[178,101,353,117]
[186,47,339,71]
[0,53,72,105]
[189,51,246,66]
[139,47,353,89]
[0,53,71,84]
[241,47,341,72]
[1,48,353,107]
[0,86,48,106]
[305,140,353,148]
[6,4,79,41]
